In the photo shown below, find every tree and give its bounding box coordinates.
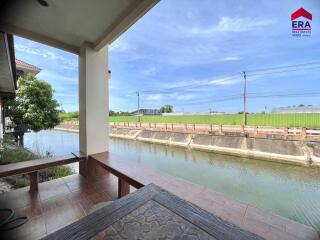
[5,74,60,145]
[160,105,173,113]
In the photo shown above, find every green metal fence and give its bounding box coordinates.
[109,114,320,128]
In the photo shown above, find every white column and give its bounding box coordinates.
[79,44,109,156]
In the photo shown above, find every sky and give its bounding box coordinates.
[14,0,320,114]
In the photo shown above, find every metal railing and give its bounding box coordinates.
[111,122,320,141]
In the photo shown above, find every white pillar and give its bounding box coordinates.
[79,44,109,157]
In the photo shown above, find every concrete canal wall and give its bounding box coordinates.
[109,127,320,167]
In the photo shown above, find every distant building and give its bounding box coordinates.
[15,58,41,77]
[131,109,161,116]
[162,112,225,116]
[272,106,320,114]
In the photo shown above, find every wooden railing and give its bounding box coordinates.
[0,153,85,193]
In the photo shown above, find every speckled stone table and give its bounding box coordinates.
[42,184,262,240]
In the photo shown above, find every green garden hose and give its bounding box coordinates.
[0,208,28,231]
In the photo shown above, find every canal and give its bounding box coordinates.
[24,130,320,230]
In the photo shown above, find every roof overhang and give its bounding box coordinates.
[0,32,16,98]
[0,0,159,54]
[16,59,42,75]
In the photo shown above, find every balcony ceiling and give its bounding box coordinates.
[0,0,158,54]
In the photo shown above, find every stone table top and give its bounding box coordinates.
[42,184,262,240]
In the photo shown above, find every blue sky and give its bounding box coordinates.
[14,0,320,113]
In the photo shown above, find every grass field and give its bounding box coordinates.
[109,114,320,128]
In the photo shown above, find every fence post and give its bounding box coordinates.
[253,126,258,136]
[154,123,156,129]
[219,125,223,135]
[149,122,151,128]
[135,122,137,128]
[165,123,167,130]
[210,124,213,133]
[241,125,245,135]
[301,127,307,140]
[171,123,173,130]
[140,122,142,128]
[193,124,196,131]
[284,127,288,140]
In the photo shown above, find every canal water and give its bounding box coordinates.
[24,130,320,230]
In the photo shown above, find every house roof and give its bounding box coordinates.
[15,58,41,74]
[291,8,312,20]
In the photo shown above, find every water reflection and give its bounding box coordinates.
[24,130,320,230]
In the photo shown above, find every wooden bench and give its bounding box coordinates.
[0,152,85,193]
[88,152,145,198]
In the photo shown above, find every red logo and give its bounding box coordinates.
[291,8,312,21]
[291,8,312,36]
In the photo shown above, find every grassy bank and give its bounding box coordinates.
[109,114,320,128]
[59,111,79,121]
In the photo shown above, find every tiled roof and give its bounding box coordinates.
[15,59,41,73]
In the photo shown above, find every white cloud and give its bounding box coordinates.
[54,93,77,98]
[141,66,157,76]
[145,94,162,101]
[15,43,77,70]
[161,75,242,90]
[207,77,241,86]
[188,17,276,36]
[220,56,241,61]
[216,17,276,32]
[40,71,77,83]
[174,94,197,101]
[110,37,132,52]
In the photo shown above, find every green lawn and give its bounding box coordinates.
[109,114,320,128]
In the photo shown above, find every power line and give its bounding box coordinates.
[246,61,320,73]
[139,74,241,94]
[248,89,320,96]
[128,61,320,111]
[136,62,320,95]
[172,91,320,106]
[247,66,320,77]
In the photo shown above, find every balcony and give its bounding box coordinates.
[0,1,319,239]
[1,153,319,239]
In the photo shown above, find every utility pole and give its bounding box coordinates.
[243,71,247,125]
[136,91,140,122]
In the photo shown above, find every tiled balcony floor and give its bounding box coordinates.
[0,170,319,240]
[0,173,122,240]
